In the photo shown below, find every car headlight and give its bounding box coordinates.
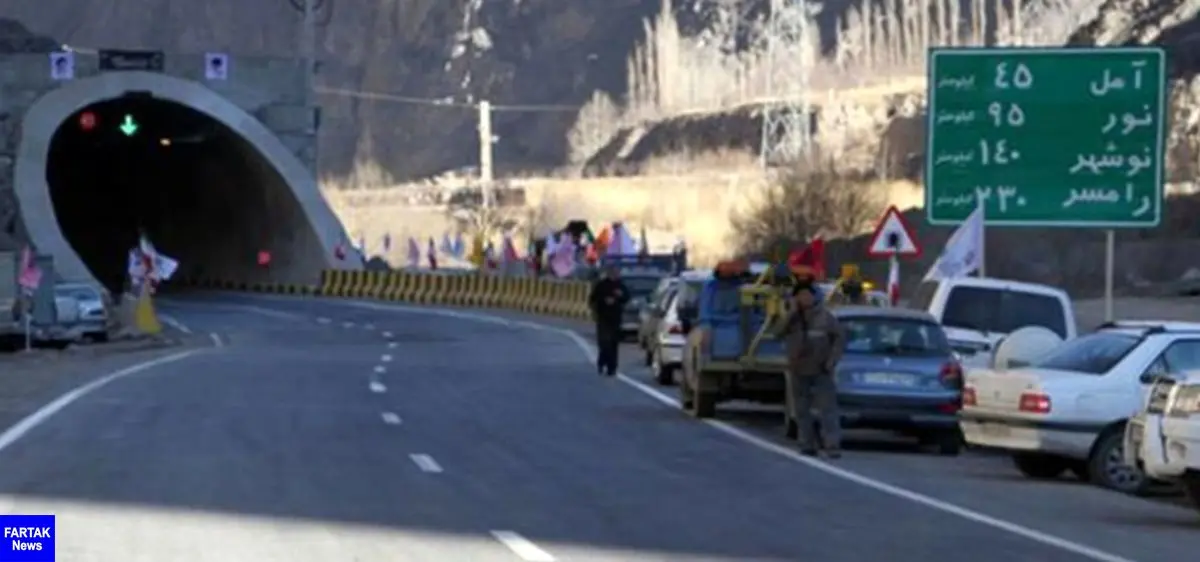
[1168,384,1200,416]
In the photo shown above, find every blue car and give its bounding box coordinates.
[822,306,964,455]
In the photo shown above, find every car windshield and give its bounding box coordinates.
[941,286,1068,338]
[841,316,951,356]
[623,276,662,297]
[1030,333,1138,375]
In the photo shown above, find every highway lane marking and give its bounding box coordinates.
[321,300,1137,562]
[381,354,393,362]
[374,365,387,374]
[158,314,192,334]
[369,381,387,393]
[410,454,443,473]
[490,531,556,561]
[317,317,332,324]
[0,351,201,455]
[209,333,223,347]
[381,412,402,425]
[342,321,355,328]
[386,342,398,349]
[382,331,394,339]
[365,323,376,330]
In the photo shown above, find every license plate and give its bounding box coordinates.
[859,372,917,386]
[980,423,1011,437]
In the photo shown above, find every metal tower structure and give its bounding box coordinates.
[759,0,820,168]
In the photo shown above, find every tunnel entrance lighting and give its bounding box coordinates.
[45,94,314,294]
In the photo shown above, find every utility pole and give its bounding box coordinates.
[478,100,494,209]
[301,0,315,106]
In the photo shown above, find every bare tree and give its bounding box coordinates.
[567,90,621,165]
[731,159,885,256]
[444,188,519,240]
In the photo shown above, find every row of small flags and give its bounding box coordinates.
[347,222,654,276]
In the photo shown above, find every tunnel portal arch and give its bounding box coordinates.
[13,70,359,289]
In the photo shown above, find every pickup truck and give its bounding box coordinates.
[677,265,793,418]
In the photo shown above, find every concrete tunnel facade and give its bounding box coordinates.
[12,70,361,292]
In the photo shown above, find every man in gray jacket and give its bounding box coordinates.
[777,282,846,458]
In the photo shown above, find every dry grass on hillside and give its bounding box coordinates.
[568,0,1104,162]
[323,150,924,264]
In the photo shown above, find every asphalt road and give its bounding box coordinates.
[0,292,1194,561]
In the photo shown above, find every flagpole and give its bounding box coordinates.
[977,193,987,278]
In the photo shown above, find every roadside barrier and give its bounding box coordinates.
[175,270,593,320]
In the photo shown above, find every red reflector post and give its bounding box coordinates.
[257,250,271,266]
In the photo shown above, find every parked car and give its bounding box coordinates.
[637,276,681,352]
[960,321,1200,494]
[1125,371,1200,514]
[643,270,709,385]
[44,282,111,343]
[810,306,964,455]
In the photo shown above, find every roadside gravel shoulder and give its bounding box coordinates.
[0,335,212,434]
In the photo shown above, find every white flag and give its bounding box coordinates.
[924,201,984,281]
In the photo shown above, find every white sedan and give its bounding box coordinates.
[958,322,1200,494]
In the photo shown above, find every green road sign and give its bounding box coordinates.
[925,47,1167,227]
[119,114,139,136]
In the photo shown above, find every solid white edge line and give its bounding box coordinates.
[409,453,443,473]
[490,531,556,561]
[319,299,1138,562]
[0,350,202,453]
[158,314,192,334]
[381,412,402,425]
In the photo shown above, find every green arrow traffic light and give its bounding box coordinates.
[119,114,139,136]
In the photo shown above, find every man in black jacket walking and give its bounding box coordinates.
[589,265,630,376]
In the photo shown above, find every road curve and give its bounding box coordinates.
[0,293,1188,561]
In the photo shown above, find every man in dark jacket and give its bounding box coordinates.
[589,264,630,376]
[777,282,846,457]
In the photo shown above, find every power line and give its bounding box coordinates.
[313,87,582,113]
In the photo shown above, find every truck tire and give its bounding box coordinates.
[692,390,717,418]
[1012,453,1067,479]
[1181,471,1200,513]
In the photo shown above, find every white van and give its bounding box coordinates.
[908,277,1076,367]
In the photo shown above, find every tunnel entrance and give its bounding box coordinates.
[45,92,308,293]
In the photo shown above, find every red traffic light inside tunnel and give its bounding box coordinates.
[78,111,97,131]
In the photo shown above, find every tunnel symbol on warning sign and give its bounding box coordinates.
[205,53,228,80]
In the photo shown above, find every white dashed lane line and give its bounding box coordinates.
[380,354,393,362]
[316,317,332,324]
[381,412,402,425]
[342,321,355,328]
[490,531,556,561]
[365,323,375,330]
[386,342,397,349]
[382,331,394,339]
[373,365,387,374]
[410,454,443,473]
[369,380,387,393]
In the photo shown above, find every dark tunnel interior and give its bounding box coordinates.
[46,93,310,294]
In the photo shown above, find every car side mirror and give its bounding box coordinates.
[1139,372,1174,385]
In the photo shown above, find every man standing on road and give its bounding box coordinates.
[778,282,845,458]
[589,264,630,376]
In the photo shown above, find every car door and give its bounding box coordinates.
[640,281,677,345]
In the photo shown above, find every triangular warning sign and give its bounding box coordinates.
[867,206,921,258]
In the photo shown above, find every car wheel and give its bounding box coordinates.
[1087,429,1150,495]
[1012,453,1068,479]
[652,350,675,386]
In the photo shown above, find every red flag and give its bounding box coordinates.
[787,238,826,280]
